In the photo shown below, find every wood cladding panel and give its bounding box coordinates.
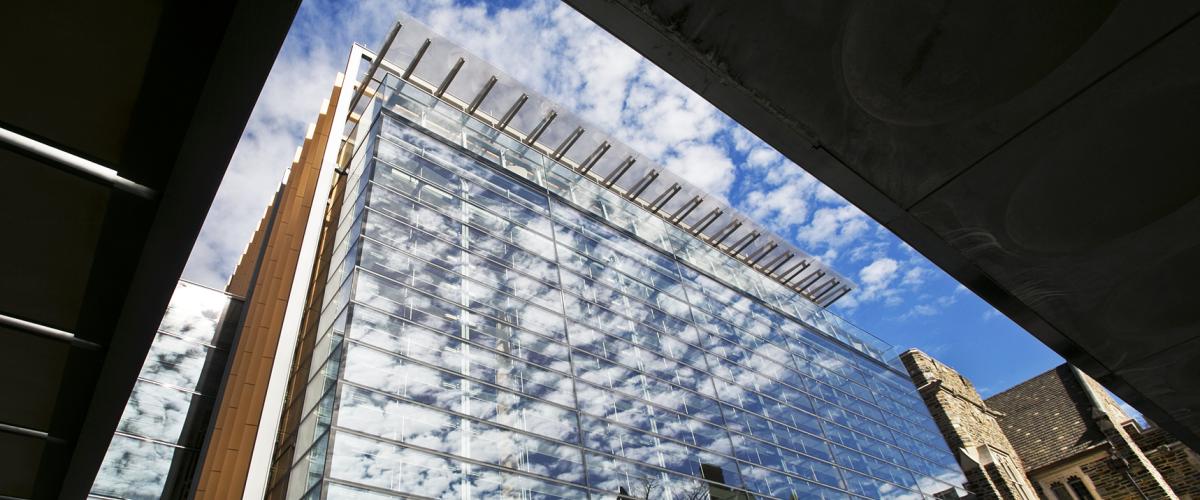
[193,82,342,499]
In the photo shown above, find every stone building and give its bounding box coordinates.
[904,350,1200,499]
[986,365,1179,499]
[901,349,1041,499]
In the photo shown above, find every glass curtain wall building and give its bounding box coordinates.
[82,18,968,500]
[271,45,969,498]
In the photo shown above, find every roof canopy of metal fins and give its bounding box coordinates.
[357,20,856,308]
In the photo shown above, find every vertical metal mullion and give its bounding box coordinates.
[457,164,474,500]
[544,198,595,499]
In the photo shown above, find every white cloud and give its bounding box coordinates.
[845,240,890,263]
[848,257,902,307]
[183,38,347,287]
[797,205,871,251]
[746,147,781,168]
[900,299,954,320]
[729,126,758,153]
[904,304,938,318]
[901,267,929,287]
[860,258,899,286]
[662,142,736,199]
[742,182,811,231]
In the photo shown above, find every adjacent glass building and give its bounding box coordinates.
[90,282,242,499]
[270,63,968,499]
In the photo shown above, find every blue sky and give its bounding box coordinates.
[185,0,1069,400]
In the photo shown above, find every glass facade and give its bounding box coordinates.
[272,74,968,500]
[90,281,242,499]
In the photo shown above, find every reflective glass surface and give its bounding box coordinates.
[90,282,241,499]
[277,81,968,499]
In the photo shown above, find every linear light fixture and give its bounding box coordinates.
[0,127,156,200]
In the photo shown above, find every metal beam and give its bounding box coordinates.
[553,126,584,160]
[402,38,431,80]
[748,242,778,266]
[602,156,636,187]
[434,57,464,97]
[346,21,401,126]
[796,271,826,292]
[712,220,742,246]
[627,169,659,200]
[649,183,680,212]
[497,93,528,129]
[823,286,851,306]
[692,208,722,234]
[466,76,497,115]
[524,110,557,145]
[669,196,702,223]
[783,260,811,283]
[726,230,755,252]
[0,422,52,441]
[731,231,761,255]
[765,252,793,273]
[812,280,841,303]
[579,142,610,174]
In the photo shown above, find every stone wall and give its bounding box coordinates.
[1077,451,1174,499]
[1081,371,1177,499]
[900,349,1040,499]
[1133,425,1200,499]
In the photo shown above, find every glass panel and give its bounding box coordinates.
[137,333,213,391]
[116,380,204,444]
[156,282,230,343]
[91,435,184,499]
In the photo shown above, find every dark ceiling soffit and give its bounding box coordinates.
[53,0,302,497]
[559,0,1196,450]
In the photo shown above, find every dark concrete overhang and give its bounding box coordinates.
[0,0,299,497]
[563,1,1200,450]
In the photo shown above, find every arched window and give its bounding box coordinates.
[1049,481,1072,500]
[1066,476,1095,500]
[1040,470,1100,500]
